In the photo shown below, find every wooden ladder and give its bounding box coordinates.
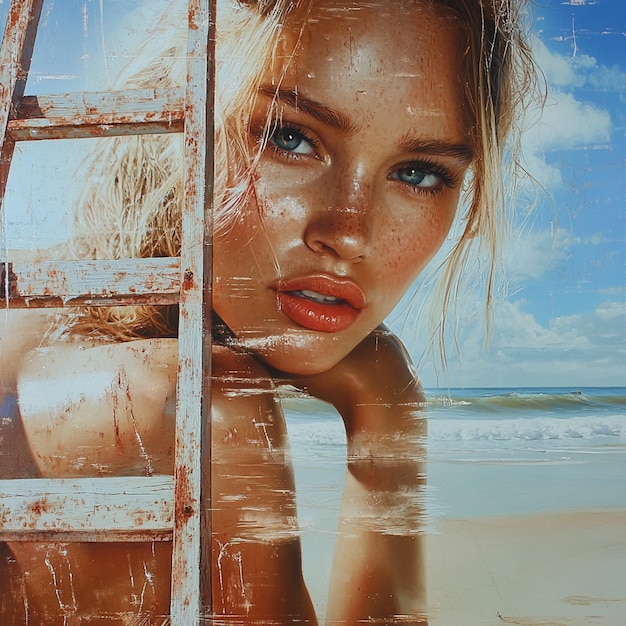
[0,0,214,622]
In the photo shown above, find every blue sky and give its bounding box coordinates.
[1,0,624,388]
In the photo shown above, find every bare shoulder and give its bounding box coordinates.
[0,309,51,390]
[19,336,179,373]
[18,338,179,429]
[18,338,178,476]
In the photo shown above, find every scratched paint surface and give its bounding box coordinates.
[1,0,625,625]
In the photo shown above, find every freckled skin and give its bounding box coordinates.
[213,1,470,375]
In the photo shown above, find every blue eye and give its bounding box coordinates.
[390,160,459,192]
[395,166,437,188]
[269,125,315,156]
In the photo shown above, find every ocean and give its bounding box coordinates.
[283,387,626,614]
[425,386,626,518]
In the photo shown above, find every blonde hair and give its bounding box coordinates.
[65,0,539,348]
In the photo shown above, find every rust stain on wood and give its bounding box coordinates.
[174,465,196,531]
[2,259,182,308]
[182,269,195,291]
[1,0,213,618]
[7,91,185,141]
[27,497,50,516]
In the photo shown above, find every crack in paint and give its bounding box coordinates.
[117,368,154,476]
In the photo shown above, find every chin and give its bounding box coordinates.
[239,330,353,377]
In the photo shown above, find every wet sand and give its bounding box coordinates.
[426,510,626,626]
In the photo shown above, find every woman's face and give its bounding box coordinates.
[213,0,471,375]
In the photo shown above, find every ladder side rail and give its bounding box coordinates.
[200,2,217,613]
[0,0,43,207]
[170,0,213,621]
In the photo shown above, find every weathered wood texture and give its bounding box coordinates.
[7,90,185,141]
[0,0,42,206]
[0,476,174,540]
[2,258,181,307]
[170,0,214,620]
[0,0,214,622]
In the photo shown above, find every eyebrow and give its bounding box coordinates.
[399,137,474,165]
[259,84,474,164]
[259,85,356,133]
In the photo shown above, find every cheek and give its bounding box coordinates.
[250,176,302,234]
[377,207,454,284]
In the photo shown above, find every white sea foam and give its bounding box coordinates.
[428,414,625,442]
[285,413,625,447]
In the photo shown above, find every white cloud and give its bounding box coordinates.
[520,146,564,190]
[533,38,587,88]
[550,301,625,345]
[586,64,626,92]
[429,299,625,387]
[585,233,605,245]
[390,286,625,388]
[533,91,611,151]
[520,38,614,189]
[534,34,626,93]
[520,90,611,188]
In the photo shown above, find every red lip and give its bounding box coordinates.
[274,275,366,333]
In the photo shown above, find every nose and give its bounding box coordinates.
[303,168,373,261]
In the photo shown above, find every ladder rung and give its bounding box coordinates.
[0,530,172,543]
[7,89,185,141]
[2,257,181,308]
[0,476,174,539]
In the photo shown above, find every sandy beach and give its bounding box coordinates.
[426,510,626,626]
[287,390,626,624]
